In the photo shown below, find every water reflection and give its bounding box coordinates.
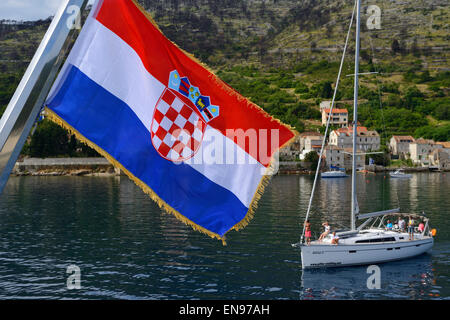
[300,253,437,299]
[300,254,440,299]
[0,173,448,299]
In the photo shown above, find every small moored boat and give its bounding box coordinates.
[321,170,348,178]
[390,169,412,179]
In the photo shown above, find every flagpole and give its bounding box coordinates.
[0,0,89,194]
[351,0,361,231]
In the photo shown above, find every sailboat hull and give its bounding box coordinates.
[300,237,433,269]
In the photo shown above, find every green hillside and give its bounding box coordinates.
[0,0,448,157]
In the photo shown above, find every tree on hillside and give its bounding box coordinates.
[311,81,333,99]
[391,39,401,54]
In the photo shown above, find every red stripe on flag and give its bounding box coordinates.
[95,0,294,166]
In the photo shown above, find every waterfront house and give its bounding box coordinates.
[324,145,345,169]
[428,142,450,170]
[329,126,380,152]
[409,138,435,166]
[343,148,366,170]
[389,135,415,159]
[429,148,450,170]
[436,142,450,155]
[299,131,324,160]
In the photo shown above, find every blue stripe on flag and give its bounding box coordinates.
[46,65,248,237]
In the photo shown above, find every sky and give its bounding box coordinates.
[0,0,94,21]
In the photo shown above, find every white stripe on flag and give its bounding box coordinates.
[188,127,265,207]
[66,17,166,133]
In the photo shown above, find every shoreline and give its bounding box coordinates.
[11,158,449,177]
[13,157,121,177]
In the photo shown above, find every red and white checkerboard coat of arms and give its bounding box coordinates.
[151,88,206,161]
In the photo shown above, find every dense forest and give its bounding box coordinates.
[0,0,448,158]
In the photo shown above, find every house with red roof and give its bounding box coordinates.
[321,108,348,127]
[329,126,380,151]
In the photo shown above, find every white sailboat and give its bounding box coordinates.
[296,0,435,269]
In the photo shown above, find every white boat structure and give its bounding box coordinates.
[390,169,412,179]
[321,170,348,178]
[295,0,435,269]
[301,212,434,269]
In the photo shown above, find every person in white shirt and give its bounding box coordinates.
[398,217,406,232]
[318,221,331,241]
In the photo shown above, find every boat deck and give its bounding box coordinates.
[307,229,431,246]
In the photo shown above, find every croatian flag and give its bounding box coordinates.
[45,0,295,243]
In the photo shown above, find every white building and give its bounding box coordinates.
[324,145,365,170]
[324,145,345,169]
[389,135,415,158]
[299,132,324,160]
[429,148,450,170]
[436,142,450,155]
[343,148,366,170]
[329,126,380,151]
[409,138,435,166]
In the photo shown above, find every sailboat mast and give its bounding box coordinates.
[351,0,361,231]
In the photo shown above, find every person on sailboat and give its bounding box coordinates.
[318,221,331,242]
[418,221,425,233]
[386,220,393,230]
[408,216,415,240]
[331,232,339,245]
[304,220,312,245]
[398,217,406,232]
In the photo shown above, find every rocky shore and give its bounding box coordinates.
[13,158,121,177]
[276,162,447,175]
